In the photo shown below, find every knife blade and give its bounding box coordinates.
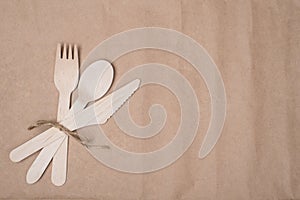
[63,79,140,130]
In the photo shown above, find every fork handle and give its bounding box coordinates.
[57,93,71,120]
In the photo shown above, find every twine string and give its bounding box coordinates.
[28,120,110,149]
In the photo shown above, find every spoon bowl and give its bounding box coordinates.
[71,60,114,111]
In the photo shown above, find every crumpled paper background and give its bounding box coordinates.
[0,0,299,199]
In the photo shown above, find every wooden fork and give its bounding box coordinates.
[52,43,79,186]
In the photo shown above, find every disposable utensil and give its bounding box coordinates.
[52,43,79,186]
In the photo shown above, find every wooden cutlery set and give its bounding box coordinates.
[9,44,140,186]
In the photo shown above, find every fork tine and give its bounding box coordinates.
[74,45,78,61]
[56,43,61,60]
[62,43,67,59]
[68,44,72,59]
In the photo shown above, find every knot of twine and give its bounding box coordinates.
[28,120,110,149]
